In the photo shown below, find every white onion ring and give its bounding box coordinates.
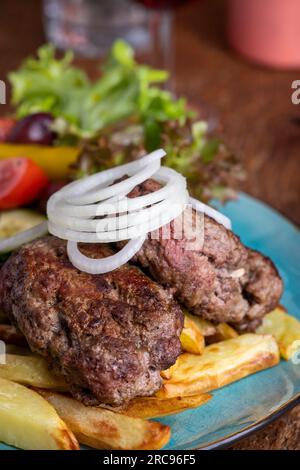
[47,152,164,219]
[0,149,232,270]
[47,166,186,219]
[46,148,231,274]
[47,150,188,244]
[0,222,48,253]
[67,160,161,205]
[189,197,231,230]
[67,237,146,275]
[61,149,166,202]
[49,188,187,233]
[47,149,189,273]
[48,190,188,242]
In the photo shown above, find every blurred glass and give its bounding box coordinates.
[135,0,194,91]
[134,0,173,71]
[43,0,151,57]
[43,0,194,95]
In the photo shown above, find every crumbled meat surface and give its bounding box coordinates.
[0,236,183,406]
[126,179,283,331]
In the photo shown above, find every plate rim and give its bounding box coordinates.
[200,191,300,450]
[197,392,300,449]
[1,192,300,451]
[215,191,300,232]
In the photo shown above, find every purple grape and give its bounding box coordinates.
[7,113,57,145]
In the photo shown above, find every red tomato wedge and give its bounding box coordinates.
[0,118,16,142]
[0,158,49,209]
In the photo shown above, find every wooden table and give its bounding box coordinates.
[0,0,299,450]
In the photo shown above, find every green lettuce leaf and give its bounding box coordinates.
[9,40,192,140]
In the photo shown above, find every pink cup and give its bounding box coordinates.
[227,0,300,69]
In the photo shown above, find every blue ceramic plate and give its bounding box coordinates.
[1,193,300,450]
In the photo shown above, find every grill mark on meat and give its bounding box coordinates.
[121,179,283,330]
[0,236,183,406]
[242,287,256,306]
[57,312,74,349]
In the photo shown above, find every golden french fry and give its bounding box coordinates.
[163,315,207,379]
[180,316,205,355]
[206,323,238,345]
[156,334,279,398]
[122,393,211,419]
[160,367,174,380]
[0,378,79,450]
[0,354,68,391]
[217,323,238,339]
[184,312,216,337]
[0,324,27,346]
[37,389,171,450]
[164,321,238,380]
[257,306,300,360]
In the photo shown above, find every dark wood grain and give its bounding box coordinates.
[0,0,299,450]
[175,0,300,226]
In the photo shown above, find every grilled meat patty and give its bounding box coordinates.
[126,179,283,331]
[0,236,183,406]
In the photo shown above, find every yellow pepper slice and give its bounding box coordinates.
[0,143,80,180]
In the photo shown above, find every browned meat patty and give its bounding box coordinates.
[0,236,183,406]
[125,179,283,331]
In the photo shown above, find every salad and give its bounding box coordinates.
[0,40,243,208]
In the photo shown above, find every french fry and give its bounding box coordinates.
[180,316,205,355]
[0,377,79,450]
[184,312,216,337]
[162,322,238,382]
[157,334,279,398]
[206,323,238,345]
[37,389,171,450]
[0,354,68,391]
[162,314,206,379]
[184,312,238,344]
[0,324,27,346]
[160,367,174,380]
[122,394,211,419]
[217,323,238,339]
[257,306,300,360]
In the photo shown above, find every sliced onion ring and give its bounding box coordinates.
[46,148,232,275]
[47,165,186,220]
[67,160,161,205]
[67,237,146,275]
[49,187,187,233]
[61,149,166,202]
[48,189,188,243]
[189,197,232,230]
[0,148,233,276]
[0,222,48,254]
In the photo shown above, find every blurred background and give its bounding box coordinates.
[0,0,299,224]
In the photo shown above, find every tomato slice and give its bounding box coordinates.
[0,118,16,142]
[0,158,49,209]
